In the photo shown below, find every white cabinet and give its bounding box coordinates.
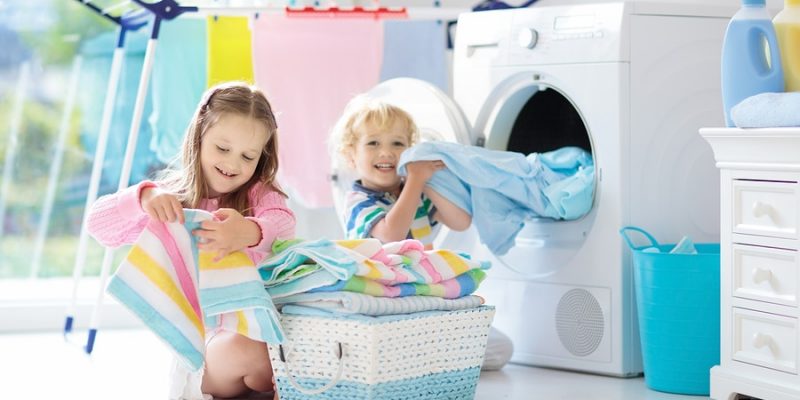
[702,128,800,400]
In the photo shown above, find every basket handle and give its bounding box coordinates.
[619,226,660,250]
[278,342,344,395]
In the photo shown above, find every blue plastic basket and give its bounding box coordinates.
[620,226,720,396]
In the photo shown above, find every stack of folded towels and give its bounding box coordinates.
[261,237,489,317]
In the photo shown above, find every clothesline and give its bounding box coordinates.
[84,0,467,21]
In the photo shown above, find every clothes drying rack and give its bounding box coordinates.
[0,62,30,242]
[67,0,465,354]
[66,0,191,354]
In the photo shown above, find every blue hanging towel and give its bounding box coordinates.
[379,20,448,92]
[148,17,207,164]
[78,28,160,190]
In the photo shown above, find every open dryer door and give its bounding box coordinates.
[330,78,478,233]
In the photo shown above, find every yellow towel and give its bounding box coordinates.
[207,16,254,87]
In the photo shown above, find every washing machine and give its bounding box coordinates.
[330,1,732,377]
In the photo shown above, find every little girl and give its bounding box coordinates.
[87,81,294,398]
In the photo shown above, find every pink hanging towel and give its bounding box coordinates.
[252,15,383,209]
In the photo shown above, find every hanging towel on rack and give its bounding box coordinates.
[207,16,254,87]
[380,20,448,91]
[148,17,207,164]
[252,15,383,208]
[79,29,159,189]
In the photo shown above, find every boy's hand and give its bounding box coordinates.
[405,160,445,183]
[140,187,185,224]
[192,208,261,261]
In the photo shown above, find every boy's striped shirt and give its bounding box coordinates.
[344,181,439,249]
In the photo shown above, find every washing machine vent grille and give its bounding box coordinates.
[555,288,604,357]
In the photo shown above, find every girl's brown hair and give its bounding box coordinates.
[158,81,284,216]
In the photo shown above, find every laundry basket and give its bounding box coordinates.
[620,227,720,396]
[268,306,494,400]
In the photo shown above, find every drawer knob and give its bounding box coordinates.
[752,201,773,218]
[752,332,777,355]
[752,268,773,284]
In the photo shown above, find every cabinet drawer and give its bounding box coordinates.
[733,307,798,374]
[733,244,799,307]
[732,179,799,239]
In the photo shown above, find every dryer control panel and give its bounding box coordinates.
[507,2,628,65]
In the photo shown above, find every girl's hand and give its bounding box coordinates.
[192,208,262,261]
[141,187,184,224]
[405,160,445,183]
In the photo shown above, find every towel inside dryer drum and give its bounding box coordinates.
[479,85,598,279]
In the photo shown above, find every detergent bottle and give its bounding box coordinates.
[774,0,800,91]
[721,0,784,127]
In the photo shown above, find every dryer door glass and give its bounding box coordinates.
[477,78,597,279]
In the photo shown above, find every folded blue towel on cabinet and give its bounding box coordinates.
[731,92,800,128]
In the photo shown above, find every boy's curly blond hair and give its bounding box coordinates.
[331,94,419,165]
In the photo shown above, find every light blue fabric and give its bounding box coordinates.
[259,239,358,284]
[731,92,800,128]
[79,29,161,188]
[274,291,483,316]
[398,142,595,255]
[148,17,207,164]
[266,269,341,299]
[379,20,448,91]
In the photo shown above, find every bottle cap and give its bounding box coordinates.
[742,0,765,5]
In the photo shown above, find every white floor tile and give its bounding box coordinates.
[0,330,708,400]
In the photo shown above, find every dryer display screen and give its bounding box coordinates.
[554,15,595,31]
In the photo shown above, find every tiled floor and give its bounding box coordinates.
[0,329,708,400]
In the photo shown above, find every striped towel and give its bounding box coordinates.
[273,291,484,316]
[311,269,487,299]
[261,238,490,299]
[107,209,283,371]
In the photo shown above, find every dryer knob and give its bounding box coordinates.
[518,28,539,49]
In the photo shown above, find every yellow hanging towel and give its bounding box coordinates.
[206,16,254,87]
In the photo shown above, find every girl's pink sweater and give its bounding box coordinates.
[87,181,296,265]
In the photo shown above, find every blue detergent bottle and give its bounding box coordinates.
[721,0,784,127]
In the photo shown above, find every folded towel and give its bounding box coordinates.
[731,92,800,128]
[260,238,490,298]
[107,209,283,371]
[273,291,484,316]
[310,268,487,299]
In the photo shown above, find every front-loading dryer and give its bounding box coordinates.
[330,1,733,377]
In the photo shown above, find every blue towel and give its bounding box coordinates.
[148,17,207,164]
[398,142,595,255]
[731,92,800,128]
[379,20,448,91]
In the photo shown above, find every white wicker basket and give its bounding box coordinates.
[268,306,495,400]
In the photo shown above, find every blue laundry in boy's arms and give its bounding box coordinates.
[397,142,595,255]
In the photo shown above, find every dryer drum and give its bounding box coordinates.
[507,88,591,156]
